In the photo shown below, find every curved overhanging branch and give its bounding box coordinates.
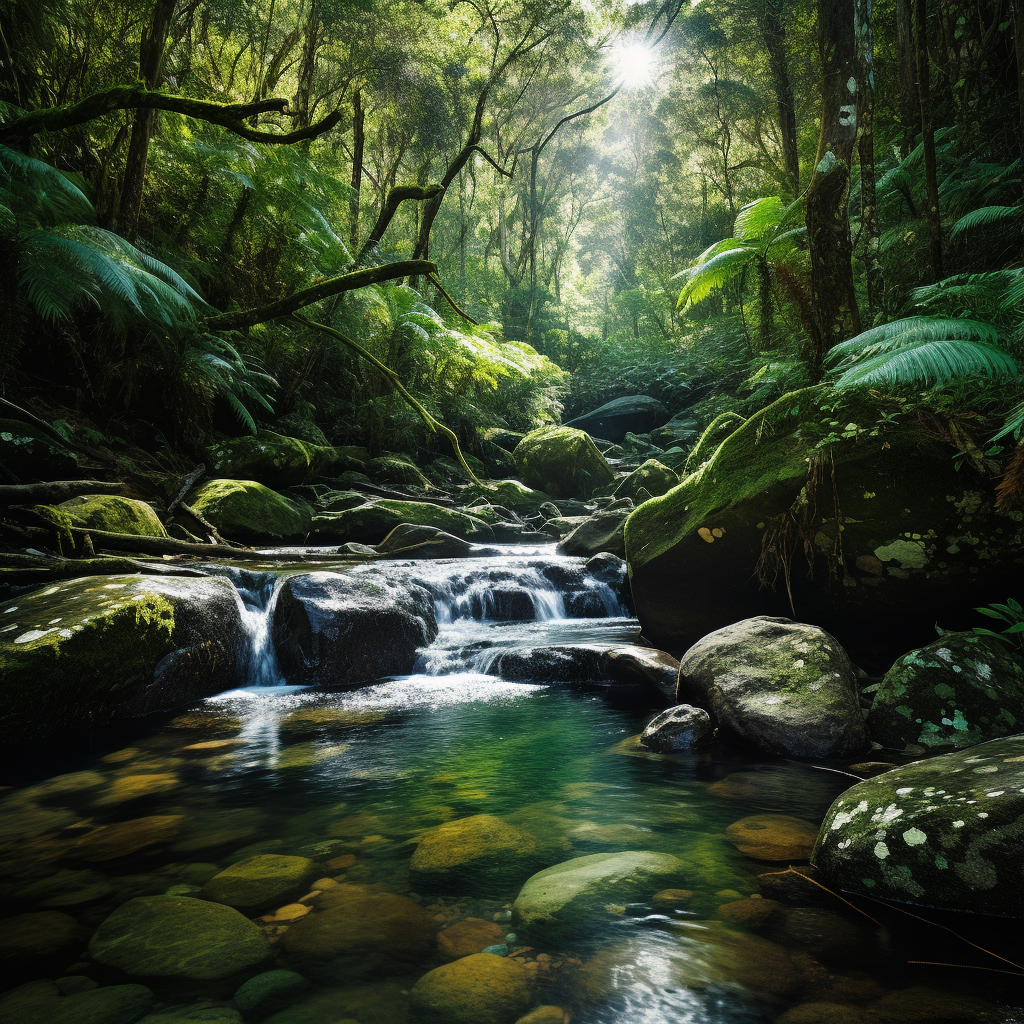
[206,260,437,331]
[292,312,486,487]
[0,85,341,144]
[427,274,480,326]
[355,184,443,263]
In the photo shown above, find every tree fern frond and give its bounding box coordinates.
[827,317,1002,362]
[830,337,1018,389]
[950,204,1023,238]
[677,248,753,310]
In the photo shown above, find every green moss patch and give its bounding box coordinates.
[188,479,310,543]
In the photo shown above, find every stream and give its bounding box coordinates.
[1,546,1022,1023]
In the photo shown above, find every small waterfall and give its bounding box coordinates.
[236,573,285,687]
[200,565,286,687]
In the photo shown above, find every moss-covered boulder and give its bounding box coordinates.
[0,419,81,481]
[366,454,431,488]
[566,395,669,442]
[0,980,153,1024]
[310,500,489,543]
[677,616,867,758]
[511,852,684,943]
[513,427,615,500]
[278,884,436,983]
[58,495,167,537]
[410,953,534,1024]
[206,431,338,488]
[812,735,1024,916]
[624,388,1024,654]
[411,814,540,892]
[89,896,271,980]
[0,575,243,745]
[867,632,1024,751]
[187,480,311,544]
[271,571,437,687]
[464,480,553,509]
[376,524,482,560]
[0,911,89,979]
[200,855,318,911]
[613,459,678,502]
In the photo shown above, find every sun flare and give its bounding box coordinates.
[612,41,659,89]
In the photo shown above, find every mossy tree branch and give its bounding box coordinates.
[355,185,443,263]
[292,312,486,486]
[0,85,341,144]
[206,260,437,331]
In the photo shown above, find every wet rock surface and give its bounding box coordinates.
[1,575,243,745]
[566,396,669,443]
[677,616,867,758]
[813,734,1024,915]
[272,571,437,686]
[640,705,714,751]
[867,632,1024,751]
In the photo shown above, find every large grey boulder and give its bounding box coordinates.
[271,571,437,686]
[677,616,867,758]
[512,852,684,943]
[566,396,669,442]
[868,632,1024,751]
[1,575,243,745]
[813,735,1024,916]
[556,508,630,559]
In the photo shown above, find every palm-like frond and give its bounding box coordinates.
[677,247,753,310]
[949,204,1023,239]
[734,195,804,240]
[0,144,94,228]
[827,317,1019,390]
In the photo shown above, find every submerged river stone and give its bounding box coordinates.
[89,896,270,980]
[677,616,867,759]
[812,735,1024,916]
[513,426,616,499]
[0,979,153,1024]
[200,854,318,910]
[278,884,436,983]
[0,575,243,745]
[410,953,534,1024]
[868,632,1024,750]
[512,852,685,943]
[410,814,539,891]
[272,571,437,686]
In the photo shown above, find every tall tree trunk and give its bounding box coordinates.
[916,0,944,281]
[1014,0,1024,181]
[896,0,918,156]
[759,3,800,194]
[116,0,176,241]
[857,0,882,317]
[349,89,364,252]
[295,0,320,131]
[805,0,860,376]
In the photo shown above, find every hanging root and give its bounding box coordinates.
[292,313,486,487]
[995,440,1024,512]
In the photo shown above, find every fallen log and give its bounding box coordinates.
[71,527,369,562]
[0,480,125,506]
[0,553,211,585]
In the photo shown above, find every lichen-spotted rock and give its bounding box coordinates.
[677,616,867,758]
[868,632,1024,750]
[812,735,1024,916]
[0,575,243,745]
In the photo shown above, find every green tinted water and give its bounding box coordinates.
[2,670,1022,1023]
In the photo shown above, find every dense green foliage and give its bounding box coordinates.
[0,0,1021,493]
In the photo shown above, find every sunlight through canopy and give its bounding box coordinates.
[611,40,660,89]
